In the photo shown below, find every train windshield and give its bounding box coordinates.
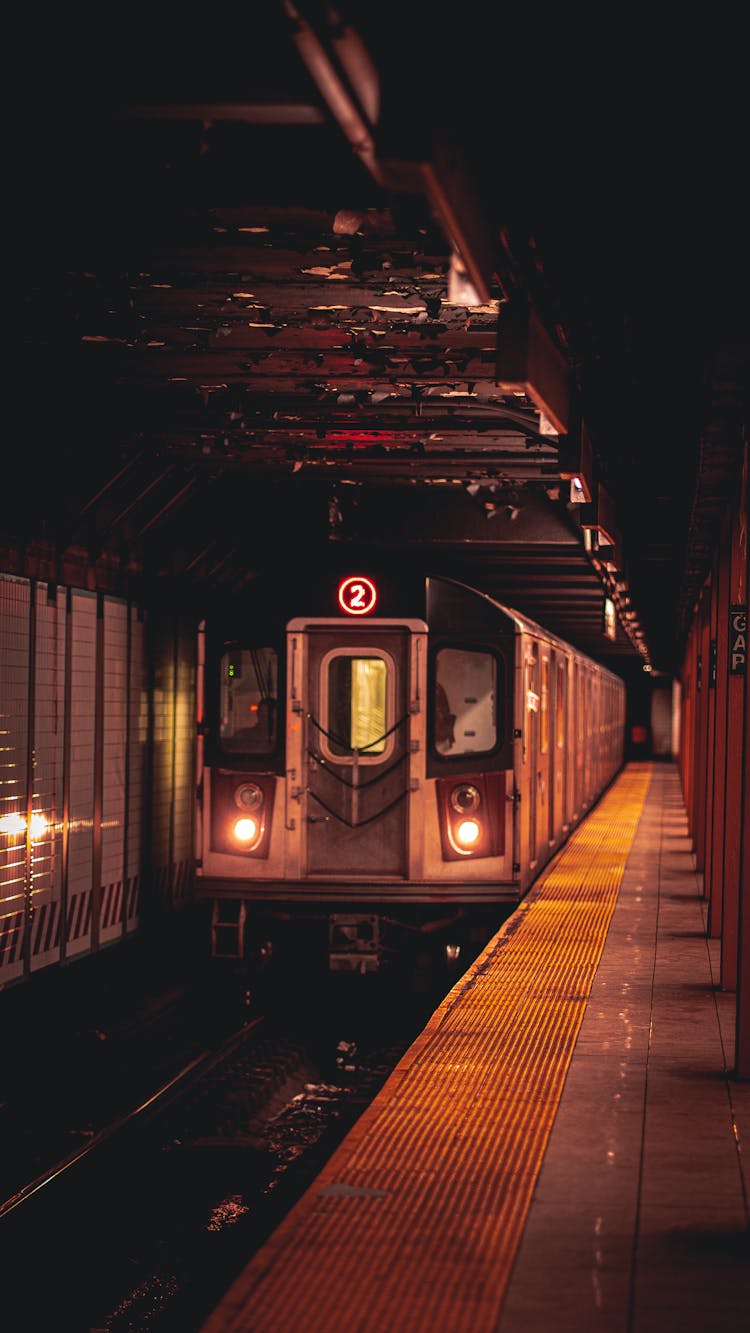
[433,647,499,756]
[219,647,278,754]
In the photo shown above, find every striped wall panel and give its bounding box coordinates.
[100,598,128,946]
[0,575,196,986]
[125,610,147,933]
[66,591,97,959]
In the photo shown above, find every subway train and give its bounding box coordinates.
[196,569,625,971]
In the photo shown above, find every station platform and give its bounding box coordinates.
[202,762,750,1333]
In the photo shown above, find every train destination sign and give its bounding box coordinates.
[338,575,378,616]
[729,605,747,675]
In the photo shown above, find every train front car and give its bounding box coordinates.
[195,572,625,973]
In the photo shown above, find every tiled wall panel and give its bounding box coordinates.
[0,575,197,987]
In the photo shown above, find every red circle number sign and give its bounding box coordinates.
[338,576,377,616]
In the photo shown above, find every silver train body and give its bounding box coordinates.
[196,573,625,968]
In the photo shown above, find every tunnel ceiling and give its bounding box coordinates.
[14,3,748,678]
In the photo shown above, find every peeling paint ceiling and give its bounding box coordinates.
[13,2,748,678]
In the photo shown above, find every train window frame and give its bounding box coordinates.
[318,647,396,765]
[429,643,502,761]
[555,660,567,748]
[217,644,280,758]
[540,654,550,754]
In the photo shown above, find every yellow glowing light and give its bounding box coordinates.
[456,819,480,847]
[0,811,50,838]
[0,813,27,836]
[234,817,258,843]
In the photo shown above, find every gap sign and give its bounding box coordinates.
[730,605,747,675]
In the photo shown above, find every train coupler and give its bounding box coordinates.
[328,914,380,973]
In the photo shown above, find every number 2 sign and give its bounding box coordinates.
[338,576,377,616]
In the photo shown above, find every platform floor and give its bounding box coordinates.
[496,761,750,1333]
[203,763,750,1332]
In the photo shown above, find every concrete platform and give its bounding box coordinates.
[497,761,750,1332]
[202,763,750,1332]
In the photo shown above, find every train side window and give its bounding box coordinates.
[576,666,584,743]
[219,647,278,754]
[555,662,566,747]
[325,653,391,759]
[540,656,550,753]
[433,647,499,756]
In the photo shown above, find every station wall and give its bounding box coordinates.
[0,574,196,988]
[679,443,749,1076]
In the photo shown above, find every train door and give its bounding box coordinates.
[300,626,412,878]
[573,660,585,816]
[539,650,552,850]
[586,666,594,799]
[553,654,568,833]
[524,642,539,867]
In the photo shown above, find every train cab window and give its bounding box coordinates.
[219,647,278,754]
[555,662,566,747]
[325,653,391,759]
[433,647,499,756]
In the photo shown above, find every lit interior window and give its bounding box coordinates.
[328,656,387,755]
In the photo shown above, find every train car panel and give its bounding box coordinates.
[294,621,415,879]
[195,573,626,966]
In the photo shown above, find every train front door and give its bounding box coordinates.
[302,626,412,877]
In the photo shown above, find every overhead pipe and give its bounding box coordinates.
[283,2,494,304]
[283,1,384,185]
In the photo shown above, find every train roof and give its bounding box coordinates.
[427,576,624,682]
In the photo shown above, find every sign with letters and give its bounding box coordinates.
[729,605,747,675]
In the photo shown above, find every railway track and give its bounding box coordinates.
[3,977,426,1332]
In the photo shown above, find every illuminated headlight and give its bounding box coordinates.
[455,819,481,847]
[29,813,49,839]
[234,817,259,843]
[436,774,502,862]
[211,773,274,858]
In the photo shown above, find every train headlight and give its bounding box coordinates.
[233,784,263,845]
[436,774,504,862]
[455,818,481,847]
[234,816,259,843]
[211,772,275,858]
[450,783,481,814]
[235,782,263,812]
[29,813,49,839]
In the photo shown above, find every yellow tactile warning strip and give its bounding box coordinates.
[203,763,652,1333]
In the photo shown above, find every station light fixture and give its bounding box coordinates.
[0,811,49,838]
